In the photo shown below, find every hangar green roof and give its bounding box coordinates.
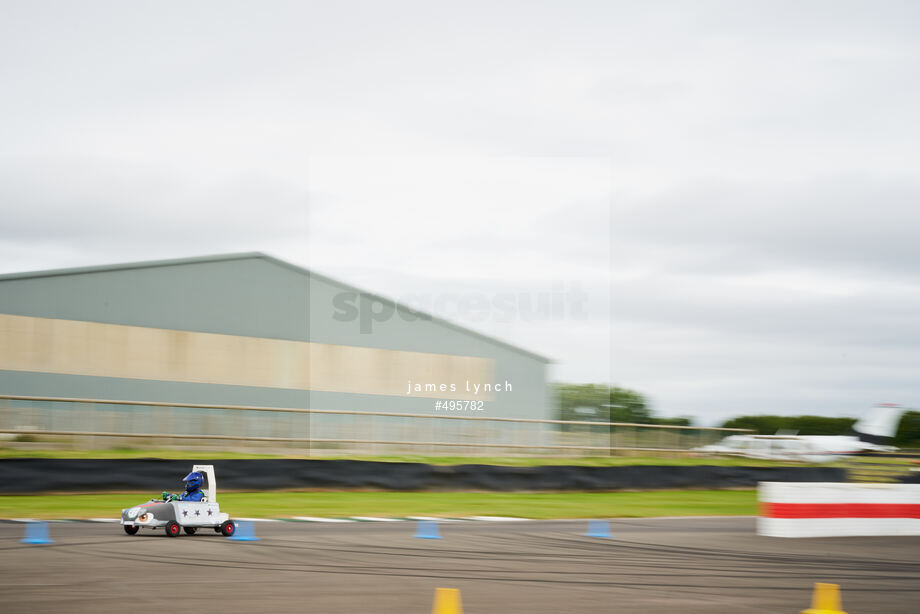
[0,252,551,363]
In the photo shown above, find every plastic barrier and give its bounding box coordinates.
[758,482,920,538]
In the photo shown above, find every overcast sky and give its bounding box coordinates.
[1,1,918,424]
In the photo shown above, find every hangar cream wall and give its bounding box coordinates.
[0,313,492,399]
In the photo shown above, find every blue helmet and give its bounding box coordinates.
[183,471,204,491]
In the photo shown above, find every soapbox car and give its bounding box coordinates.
[120,464,236,537]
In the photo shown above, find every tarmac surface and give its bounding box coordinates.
[1,517,918,613]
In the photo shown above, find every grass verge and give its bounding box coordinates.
[0,489,757,519]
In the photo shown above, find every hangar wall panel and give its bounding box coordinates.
[0,313,492,399]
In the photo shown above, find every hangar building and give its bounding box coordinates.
[0,254,550,446]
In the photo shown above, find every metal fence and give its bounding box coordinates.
[0,395,751,456]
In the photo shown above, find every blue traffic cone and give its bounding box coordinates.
[585,519,612,538]
[228,521,260,541]
[20,521,54,544]
[414,520,441,539]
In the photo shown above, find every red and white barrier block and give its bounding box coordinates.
[758,482,920,538]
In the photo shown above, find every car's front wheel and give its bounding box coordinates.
[165,521,181,537]
[220,520,235,537]
[123,525,139,535]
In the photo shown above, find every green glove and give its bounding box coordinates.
[162,491,170,500]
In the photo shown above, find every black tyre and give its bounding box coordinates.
[165,521,181,537]
[123,525,139,535]
[220,520,236,537]
[214,526,222,533]
[183,527,197,535]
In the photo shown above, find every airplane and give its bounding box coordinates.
[695,403,905,463]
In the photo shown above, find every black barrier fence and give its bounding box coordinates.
[0,459,847,493]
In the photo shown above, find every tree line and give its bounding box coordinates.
[553,383,920,447]
[720,412,920,448]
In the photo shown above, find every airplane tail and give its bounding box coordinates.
[852,403,904,445]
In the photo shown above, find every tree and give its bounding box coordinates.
[555,383,611,422]
[607,387,653,423]
[720,415,857,435]
[553,383,682,425]
[893,411,920,448]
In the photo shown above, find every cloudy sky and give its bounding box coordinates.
[1,1,918,424]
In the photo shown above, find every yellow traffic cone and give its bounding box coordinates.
[801,582,847,614]
[431,588,463,614]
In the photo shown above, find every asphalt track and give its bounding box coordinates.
[1,517,918,613]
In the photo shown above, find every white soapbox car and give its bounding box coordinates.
[120,464,236,537]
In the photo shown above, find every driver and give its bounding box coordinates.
[162,471,205,502]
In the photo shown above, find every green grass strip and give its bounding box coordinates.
[0,490,757,520]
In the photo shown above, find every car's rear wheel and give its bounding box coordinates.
[123,525,139,535]
[183,527,197,535]
[220,520,235,537]
[165,521,181,537]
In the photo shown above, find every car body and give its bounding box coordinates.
[120,464,236,537]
